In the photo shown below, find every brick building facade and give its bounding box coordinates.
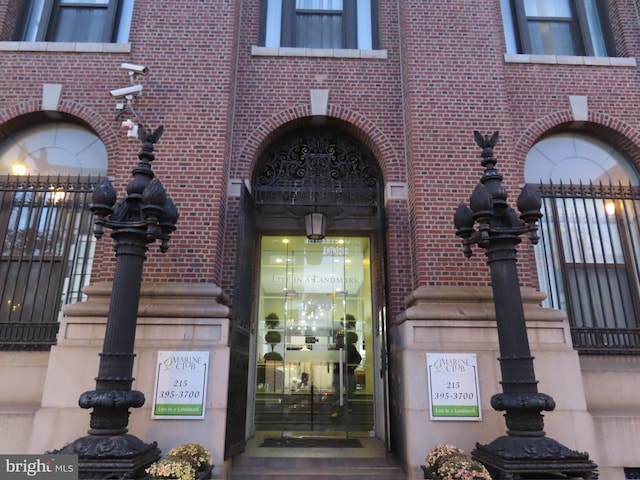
[0,1,639,479]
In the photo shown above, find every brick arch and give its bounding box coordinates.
[514,110,640,171]
[239,104,398,183]
[0,100,120,163]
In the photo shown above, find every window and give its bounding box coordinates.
[501,0,614,56]
[260,0,378,50]
[526,133,640,353]
[0,123,107,350]
[14,0,134,42]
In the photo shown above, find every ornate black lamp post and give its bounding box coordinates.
[454,131,597,480]
[53,126,178,479]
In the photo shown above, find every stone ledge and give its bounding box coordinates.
[399,286,566,323]
[61,317,227,343]
[504,53,637,67]
[62,281,230,318]
[251,45,388,59]
[0,404,39,414]
[588,407,640,416]
[0,41,131,53]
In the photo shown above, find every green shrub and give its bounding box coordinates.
[265,331,281,345]
[263,351,283,361]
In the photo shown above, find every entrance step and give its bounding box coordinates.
[229,437,406,480]
[255,393,374,432]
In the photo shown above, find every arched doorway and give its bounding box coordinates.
[248,126,388,440]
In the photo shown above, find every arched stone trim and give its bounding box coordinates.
[0,100,120,165]
[238,104,399,184]
[515,110,640,172]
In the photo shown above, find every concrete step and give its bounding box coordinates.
[255,396,375,431]
[229,456,406,479]
[229,439,406,480]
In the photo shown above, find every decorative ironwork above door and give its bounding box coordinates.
[253,129,381,211]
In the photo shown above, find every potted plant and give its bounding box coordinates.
[265,312,280,329]
[146,457,196,480]
[263,351,283,361]
[436,456,492,480]
[422,444,491,480]
[264,330,282,361]
[343,313,356,330]
[146,443,213,480]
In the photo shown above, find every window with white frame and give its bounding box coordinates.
[526,133,640,353]
[0,122,107,350]
[14,0,134,42]
[260,0,378,50]
[500,0,614,56]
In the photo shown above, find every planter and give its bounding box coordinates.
[421,465,439,480]
[197,465,213,480]
[150,465,212,480]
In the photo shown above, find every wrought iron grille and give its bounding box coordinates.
[253,129,380,208]
[625,468,640,480]
[535,182,640,354]
[0,175,98,350]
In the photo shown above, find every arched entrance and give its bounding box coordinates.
[248,126,388,440]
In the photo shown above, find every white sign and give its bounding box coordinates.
[426,353,481,421]
[152,351,209,419]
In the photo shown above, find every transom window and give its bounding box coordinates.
[260,0,378,50]
[14,0,134,43]
[526,133,640,353]
[501,0,614,56]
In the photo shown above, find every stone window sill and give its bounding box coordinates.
[0,42,131,53]
[504,53,636,67]
[251,45,387,59]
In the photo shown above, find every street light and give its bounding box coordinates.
[453,131,597,479]
[52,126,178,479]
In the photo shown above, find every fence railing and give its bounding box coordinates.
[0,175,98,350]
[536,182,640,354]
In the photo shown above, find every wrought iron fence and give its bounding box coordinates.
[625,467,640,480]
[0,175,98,350]
[535,182,640,354]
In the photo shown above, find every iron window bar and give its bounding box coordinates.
[0,175,99,350]
[535,181,640,354]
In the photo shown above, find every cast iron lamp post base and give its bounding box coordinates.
[50,126,177,479]
[473,436,596,480]
[454,132,597,480]
[54,433,160,480]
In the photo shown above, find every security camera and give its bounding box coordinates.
[121,63,149,75]
[109,84,143,98]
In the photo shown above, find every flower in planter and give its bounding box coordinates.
[146,457,196,480]
[424,444,466,472]
[146,443,213,480]
[166,443,213,471]
[423,445,491,480]
[436,456,491,480]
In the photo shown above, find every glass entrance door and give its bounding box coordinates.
[254,235,375,437]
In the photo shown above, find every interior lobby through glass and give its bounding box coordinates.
[255,235,375,437]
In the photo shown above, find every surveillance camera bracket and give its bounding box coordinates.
[112,66,146,127]
[115,94,142,122]
[127,70,144,84]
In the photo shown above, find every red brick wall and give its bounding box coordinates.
[1,0,640,317]
[0,0,240,285]
[0,0,20,41]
